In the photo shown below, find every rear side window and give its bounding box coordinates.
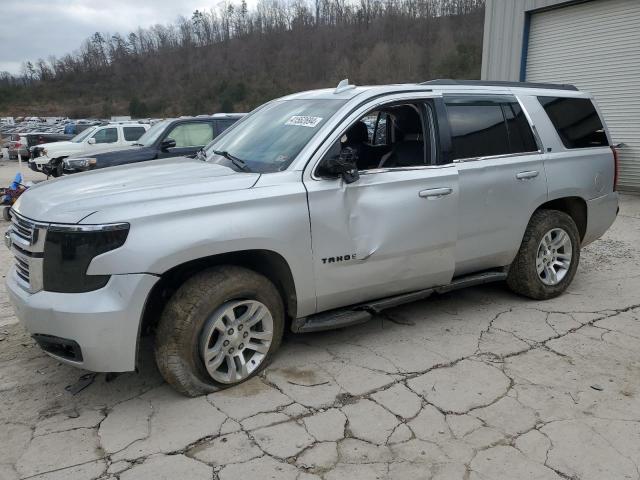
[538,96,608,148]
[502,103,538,153]
[446,102,511,160]
[445,98,538,161]
[215,119,237,136]
[92,127,118,144]
[123,126,147,141]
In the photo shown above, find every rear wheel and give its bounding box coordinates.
[507,209,580,300]
[155,265,284,396]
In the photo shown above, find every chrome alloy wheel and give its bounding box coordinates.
[200,300,274,384]
[536,228,573,286]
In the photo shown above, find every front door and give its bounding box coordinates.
[303,99,459,312]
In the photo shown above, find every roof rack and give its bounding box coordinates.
[420,79,578,91]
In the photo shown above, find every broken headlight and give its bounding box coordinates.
[63,157,97,171]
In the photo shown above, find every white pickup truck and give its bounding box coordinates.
[29,122,150,176]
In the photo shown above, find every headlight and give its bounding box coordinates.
[64,157,97,170]
[43,223,129,293]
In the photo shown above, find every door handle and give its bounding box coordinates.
[516,170,539,180]
[419,187,453,199]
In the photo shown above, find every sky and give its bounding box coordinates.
[0,0,236,74]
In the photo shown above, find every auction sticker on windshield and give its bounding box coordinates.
[285,116,323,128]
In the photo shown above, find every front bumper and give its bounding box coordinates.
[583,191,619,246]
[6,269,159,372]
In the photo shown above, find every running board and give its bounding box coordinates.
[434,270,507,294]
[292,270,507,333]
[292,309,372,333]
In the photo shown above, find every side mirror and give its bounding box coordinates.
[87,137,96,145]
[322,146,360,184]
[161,138,177,151]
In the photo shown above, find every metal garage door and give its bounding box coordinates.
[526,0,640,191]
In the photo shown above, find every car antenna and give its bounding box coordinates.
[334,79,356,94]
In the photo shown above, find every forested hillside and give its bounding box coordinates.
[0,0,485,117]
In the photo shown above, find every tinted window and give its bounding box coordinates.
[123,126,147,141]
[215,119,237,135]
[446,102,510,160]
[92,127,118,144]
[538,96,608,148]
[502,103,538,153]
[167,123,214,147]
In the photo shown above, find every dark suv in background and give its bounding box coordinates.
[63,114,244,173]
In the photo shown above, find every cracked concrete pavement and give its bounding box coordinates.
[1,194,639,479]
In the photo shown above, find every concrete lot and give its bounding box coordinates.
[0,193,638,480]
[0,159,43,183]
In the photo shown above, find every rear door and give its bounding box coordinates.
[158,121,215,158]
[441,95,548,275]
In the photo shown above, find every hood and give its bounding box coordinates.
[12,158,260,224]
[39,140,81,154]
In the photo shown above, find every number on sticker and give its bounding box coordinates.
[285,116,323,128]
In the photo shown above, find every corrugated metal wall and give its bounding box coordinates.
[482,0,640,191]
[526,0,640,191]
[481,0,569,81]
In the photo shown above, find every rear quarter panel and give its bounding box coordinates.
[520,94,615,201]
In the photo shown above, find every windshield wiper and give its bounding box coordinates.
[212,150,252,172]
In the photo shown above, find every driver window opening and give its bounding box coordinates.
[341,103,430,171]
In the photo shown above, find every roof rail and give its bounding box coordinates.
[420,79,579,91]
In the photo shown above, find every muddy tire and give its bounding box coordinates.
[155,265,284,397]
[507,209,580,300]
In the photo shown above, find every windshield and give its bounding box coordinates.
[135,119,172,146]
[205,99,346,173]
[71,127,96,143]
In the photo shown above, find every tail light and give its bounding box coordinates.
[14,142,22,148]
[611,146,619,192]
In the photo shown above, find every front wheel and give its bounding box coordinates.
[155,266,284,397]
[507,209,580,300]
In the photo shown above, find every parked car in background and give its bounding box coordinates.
[29,122,150,176]
[25,133,73,150]
[63,114,243,173]
[7,134,30,160]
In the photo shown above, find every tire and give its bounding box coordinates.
[507,209,580,300]
[2,206,11,222]
[155,265,285,397]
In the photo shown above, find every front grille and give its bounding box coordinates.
[12,215,36,243]
[9,212,46,293]
[15,255,30,282]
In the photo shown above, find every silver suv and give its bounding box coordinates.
[5,80,619,396]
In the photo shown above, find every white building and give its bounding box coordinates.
[481,0,640,191]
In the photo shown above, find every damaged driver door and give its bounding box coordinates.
[303,98,459,313]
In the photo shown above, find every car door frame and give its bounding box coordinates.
[301,91,460,313]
